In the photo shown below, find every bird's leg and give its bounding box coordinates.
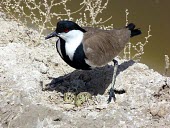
[107,59,118,103]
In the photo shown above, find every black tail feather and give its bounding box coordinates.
[126,23,142,37]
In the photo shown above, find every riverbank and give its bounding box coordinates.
[0,12,170,128]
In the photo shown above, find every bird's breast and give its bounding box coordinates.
[56,38,91,70]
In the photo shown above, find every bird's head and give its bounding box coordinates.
[45,20,86,40]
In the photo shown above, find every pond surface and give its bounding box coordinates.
[1,0,170,76]
[110,0,170,76]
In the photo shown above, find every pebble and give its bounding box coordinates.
[150,103,159,116]
[39,63,49,74]
[150,102,167,117]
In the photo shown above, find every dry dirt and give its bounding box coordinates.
[0,12,170,128]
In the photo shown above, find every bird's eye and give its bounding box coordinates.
[64,29,69,33]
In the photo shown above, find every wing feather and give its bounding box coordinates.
[82,27,130,67]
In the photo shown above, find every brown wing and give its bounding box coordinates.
[82,27,130,67]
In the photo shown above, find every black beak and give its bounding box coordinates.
[45,31,58,40]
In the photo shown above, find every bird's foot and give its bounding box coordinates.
[107,88,116,103]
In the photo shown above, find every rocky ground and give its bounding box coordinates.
[0,12,170,128]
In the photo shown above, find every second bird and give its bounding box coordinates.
[45,21,141,103]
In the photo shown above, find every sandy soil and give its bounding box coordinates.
[0,12,170,128]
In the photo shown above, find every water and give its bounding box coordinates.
[111,0,170,76]
[1,0,170,76]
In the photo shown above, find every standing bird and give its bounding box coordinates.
[45,21,141,103]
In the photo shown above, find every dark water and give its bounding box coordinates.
[109,0,170,76]
[2,0,170,76]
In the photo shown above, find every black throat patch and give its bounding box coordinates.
[56,38,91,70]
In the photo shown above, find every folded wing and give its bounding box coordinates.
[82,27,130,67]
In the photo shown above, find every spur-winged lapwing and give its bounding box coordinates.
[45,20,141,103]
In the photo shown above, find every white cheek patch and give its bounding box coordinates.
[58,32,66,39]
[64,30,84,60]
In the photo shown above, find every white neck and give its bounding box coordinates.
[60,30,84,60]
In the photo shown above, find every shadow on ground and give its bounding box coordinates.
[43,60,135,96]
